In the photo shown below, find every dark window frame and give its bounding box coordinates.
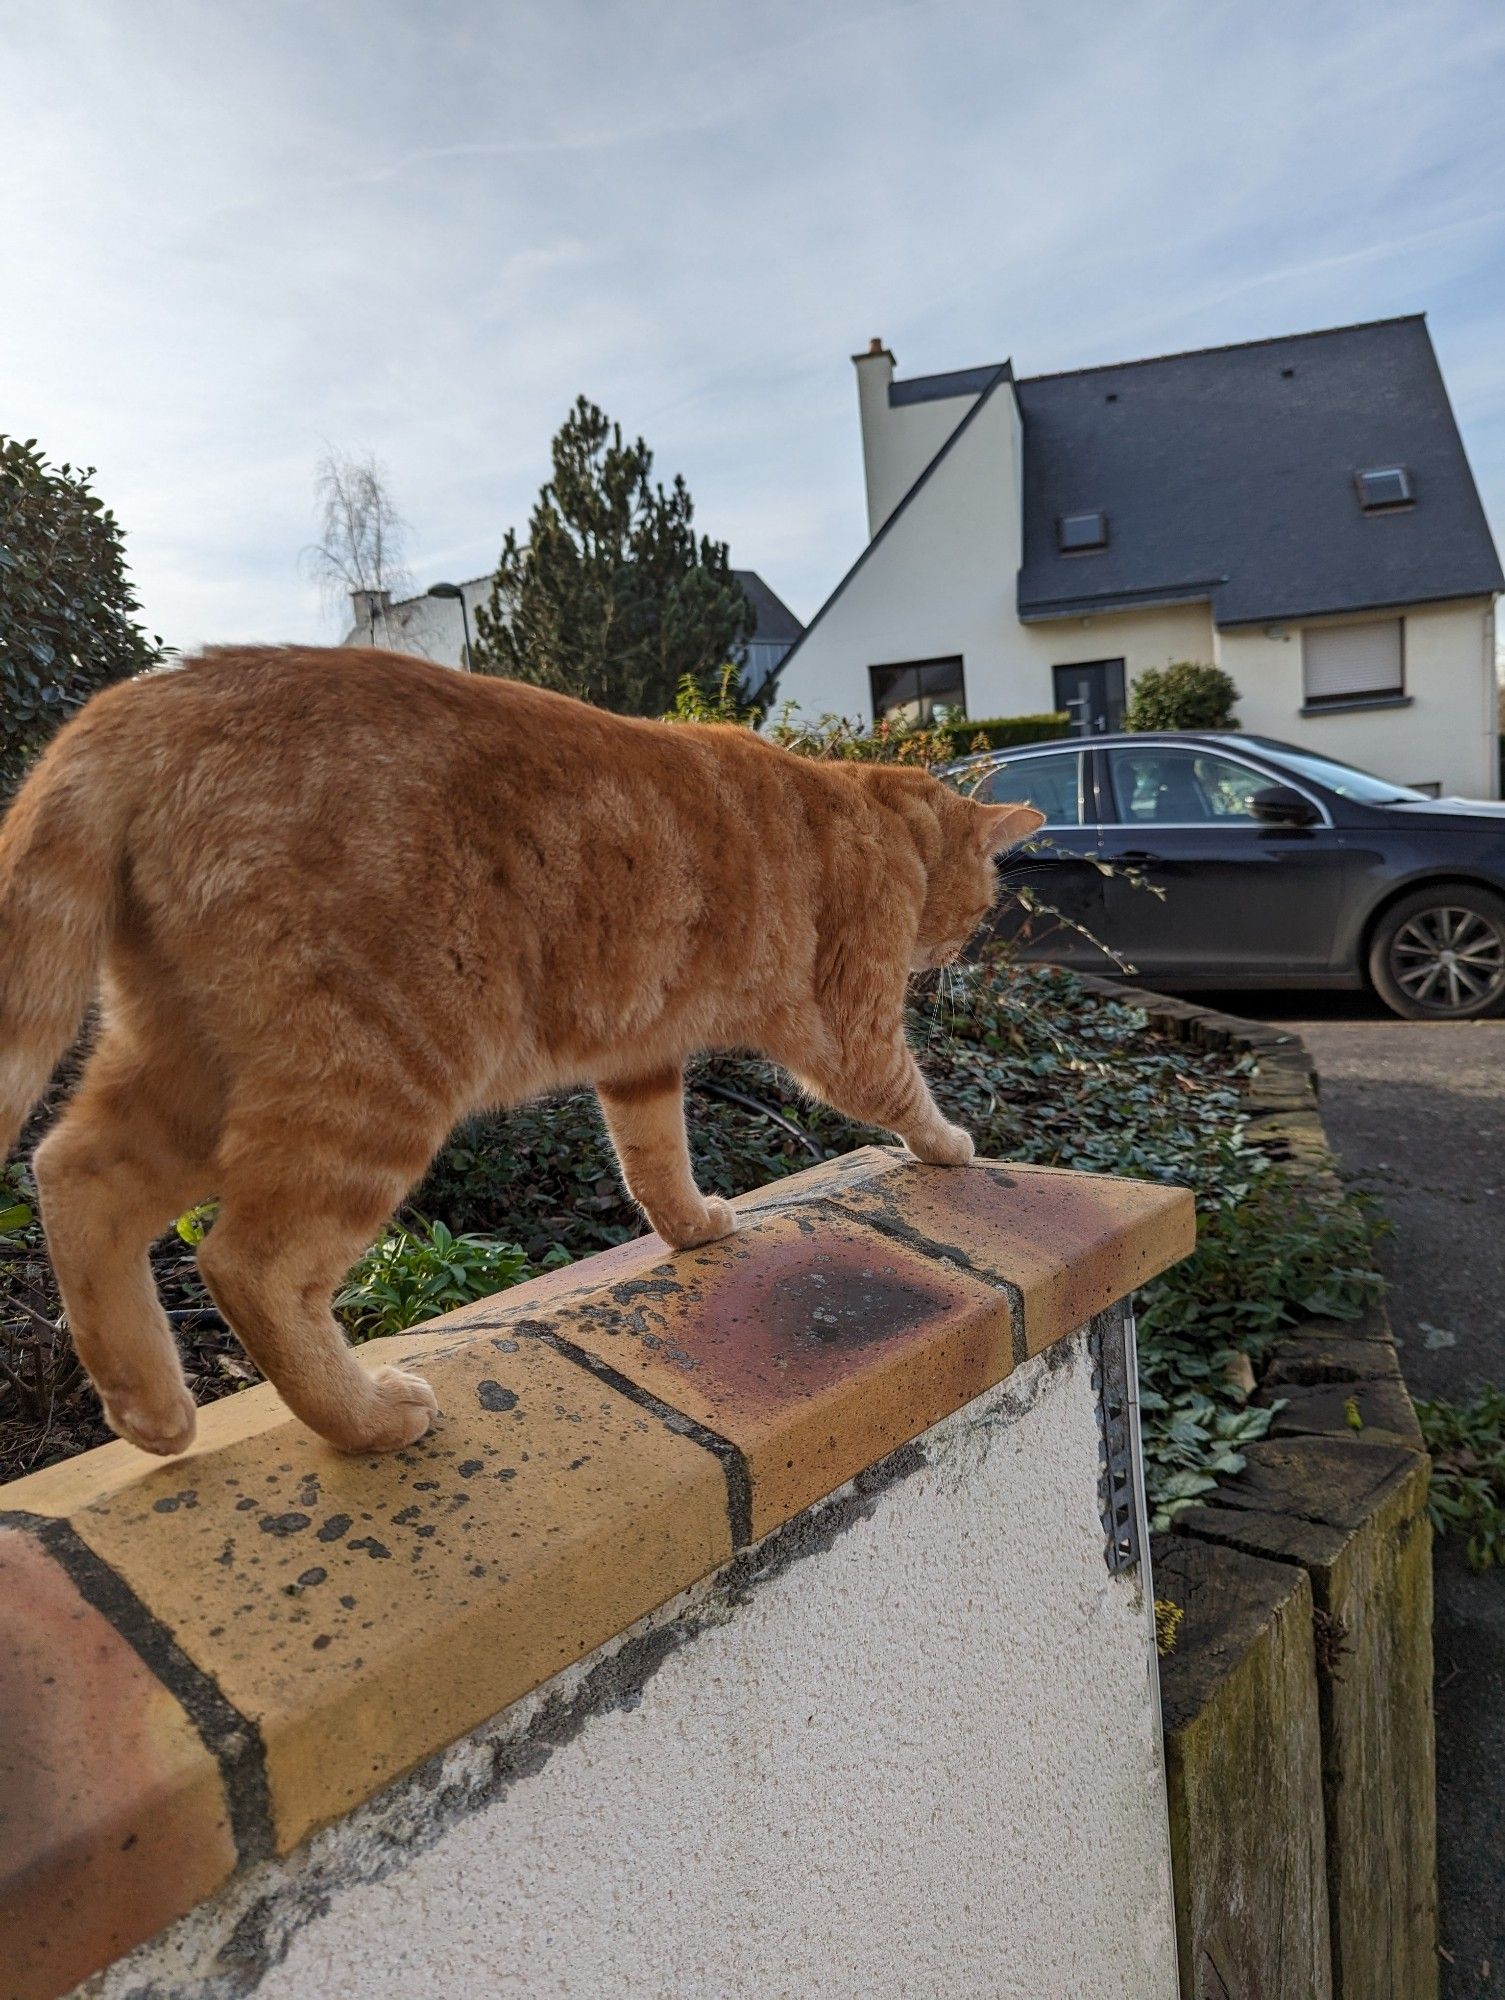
[868,655,967,727]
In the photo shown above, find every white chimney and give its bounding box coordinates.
[853,339,898,539]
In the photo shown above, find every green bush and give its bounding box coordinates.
[333,1219,566,1342]
[1125,660,1238,732]
[928,712,1070,756]
[765,707,1069,768]
[0,436,160,798]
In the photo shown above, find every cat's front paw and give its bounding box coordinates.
[105,1382,199,1457]
[337,1367,439,1453]
[662,1197,738,1251]
[906,1122,975,1168]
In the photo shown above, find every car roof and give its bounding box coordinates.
[940,730,1287,769]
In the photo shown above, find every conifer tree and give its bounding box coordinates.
[473,398,753,714]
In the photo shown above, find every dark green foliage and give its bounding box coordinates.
[334,1219,570,1342]
[1125,659,1239,732]
[0,436,159,798]
[1417,1385,1505,1569]
[472,397,754,715]
[927,712,1071,755]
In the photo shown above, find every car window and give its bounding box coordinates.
[968,751,1082,827]
[1105,747,1271,825]
[1235,738,1428,804]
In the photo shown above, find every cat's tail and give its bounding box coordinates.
[0,718,126,1158]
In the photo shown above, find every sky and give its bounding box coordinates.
[6,0,1505,651]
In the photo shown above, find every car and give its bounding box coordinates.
[941,731,1505,1020]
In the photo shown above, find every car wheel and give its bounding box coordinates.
[1367,885,1505,1020]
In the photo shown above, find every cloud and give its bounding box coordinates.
[4,0,1505,649]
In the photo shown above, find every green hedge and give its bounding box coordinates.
[930,712,1070,756]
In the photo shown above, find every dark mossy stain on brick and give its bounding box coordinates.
[259,1513,311,1538]
[477,1381,519,1413]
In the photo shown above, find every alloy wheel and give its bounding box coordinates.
[1389,905,1505,1015]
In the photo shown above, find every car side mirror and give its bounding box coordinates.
[1250,784,1319,828]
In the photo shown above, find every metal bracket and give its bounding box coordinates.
[1090,1303,1143,1574]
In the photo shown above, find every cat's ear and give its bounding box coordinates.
[974,801,1046,856]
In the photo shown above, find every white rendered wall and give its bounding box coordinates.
[131,1335,1177,2000]
[1216,598,1498,798]
[854,349,984,537]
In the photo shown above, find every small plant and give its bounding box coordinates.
[1125,660,1239,732]
[1416,1386,1505,1569]
[174,1201,219,1246]
[663,665,757,726]
[333,1218,564,1342]
[0,1163,33,1237]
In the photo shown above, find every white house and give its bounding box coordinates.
[772,317,1503,798]
[340,569,803,691]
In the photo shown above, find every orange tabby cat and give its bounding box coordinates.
[0,647,1042,1458]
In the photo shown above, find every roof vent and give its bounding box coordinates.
[1355,465,1414,512]
[1057,511,1108,554]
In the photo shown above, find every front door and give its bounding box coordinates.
[1095,743,1346,978]
[1053,659,1126,736]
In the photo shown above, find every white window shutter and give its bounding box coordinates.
[1302,620,1403,702]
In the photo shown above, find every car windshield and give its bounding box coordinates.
[1235,738,1432,805]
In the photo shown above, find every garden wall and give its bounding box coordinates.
[1,1150,1194,2000]
[1072,973,1439,2000]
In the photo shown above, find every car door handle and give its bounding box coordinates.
[1115,848,1162,865]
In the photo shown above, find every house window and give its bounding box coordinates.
[1057,511,1108,553]
[869,657,965,726]
[1302,620,1404,707]
[1355,466,1414,512]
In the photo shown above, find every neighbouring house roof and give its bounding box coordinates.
[733,569,805,646]
[1016,315,1503,626]
[889,362,1008,408]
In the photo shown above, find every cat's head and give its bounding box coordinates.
[857,769,1044,970]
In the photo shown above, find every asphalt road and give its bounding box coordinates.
[1202,989,1504,1999]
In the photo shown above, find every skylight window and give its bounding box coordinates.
[1057,511,1108,553]
[1355,466,1414,512]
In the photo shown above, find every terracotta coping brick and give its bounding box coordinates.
[0,1151,1192,1997]
[0,1528,239,2000]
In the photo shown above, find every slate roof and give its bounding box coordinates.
[733,569,805,645]
[1015,315,1502,625]
[889,362,1009,407]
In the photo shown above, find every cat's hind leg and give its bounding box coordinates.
[197,1089,444,1452]
[33,1029,220,1456]
[596,1068,736,1250]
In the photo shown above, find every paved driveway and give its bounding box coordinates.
[1203,990,1504,1999]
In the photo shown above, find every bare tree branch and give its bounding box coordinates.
[302,447,412,619]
